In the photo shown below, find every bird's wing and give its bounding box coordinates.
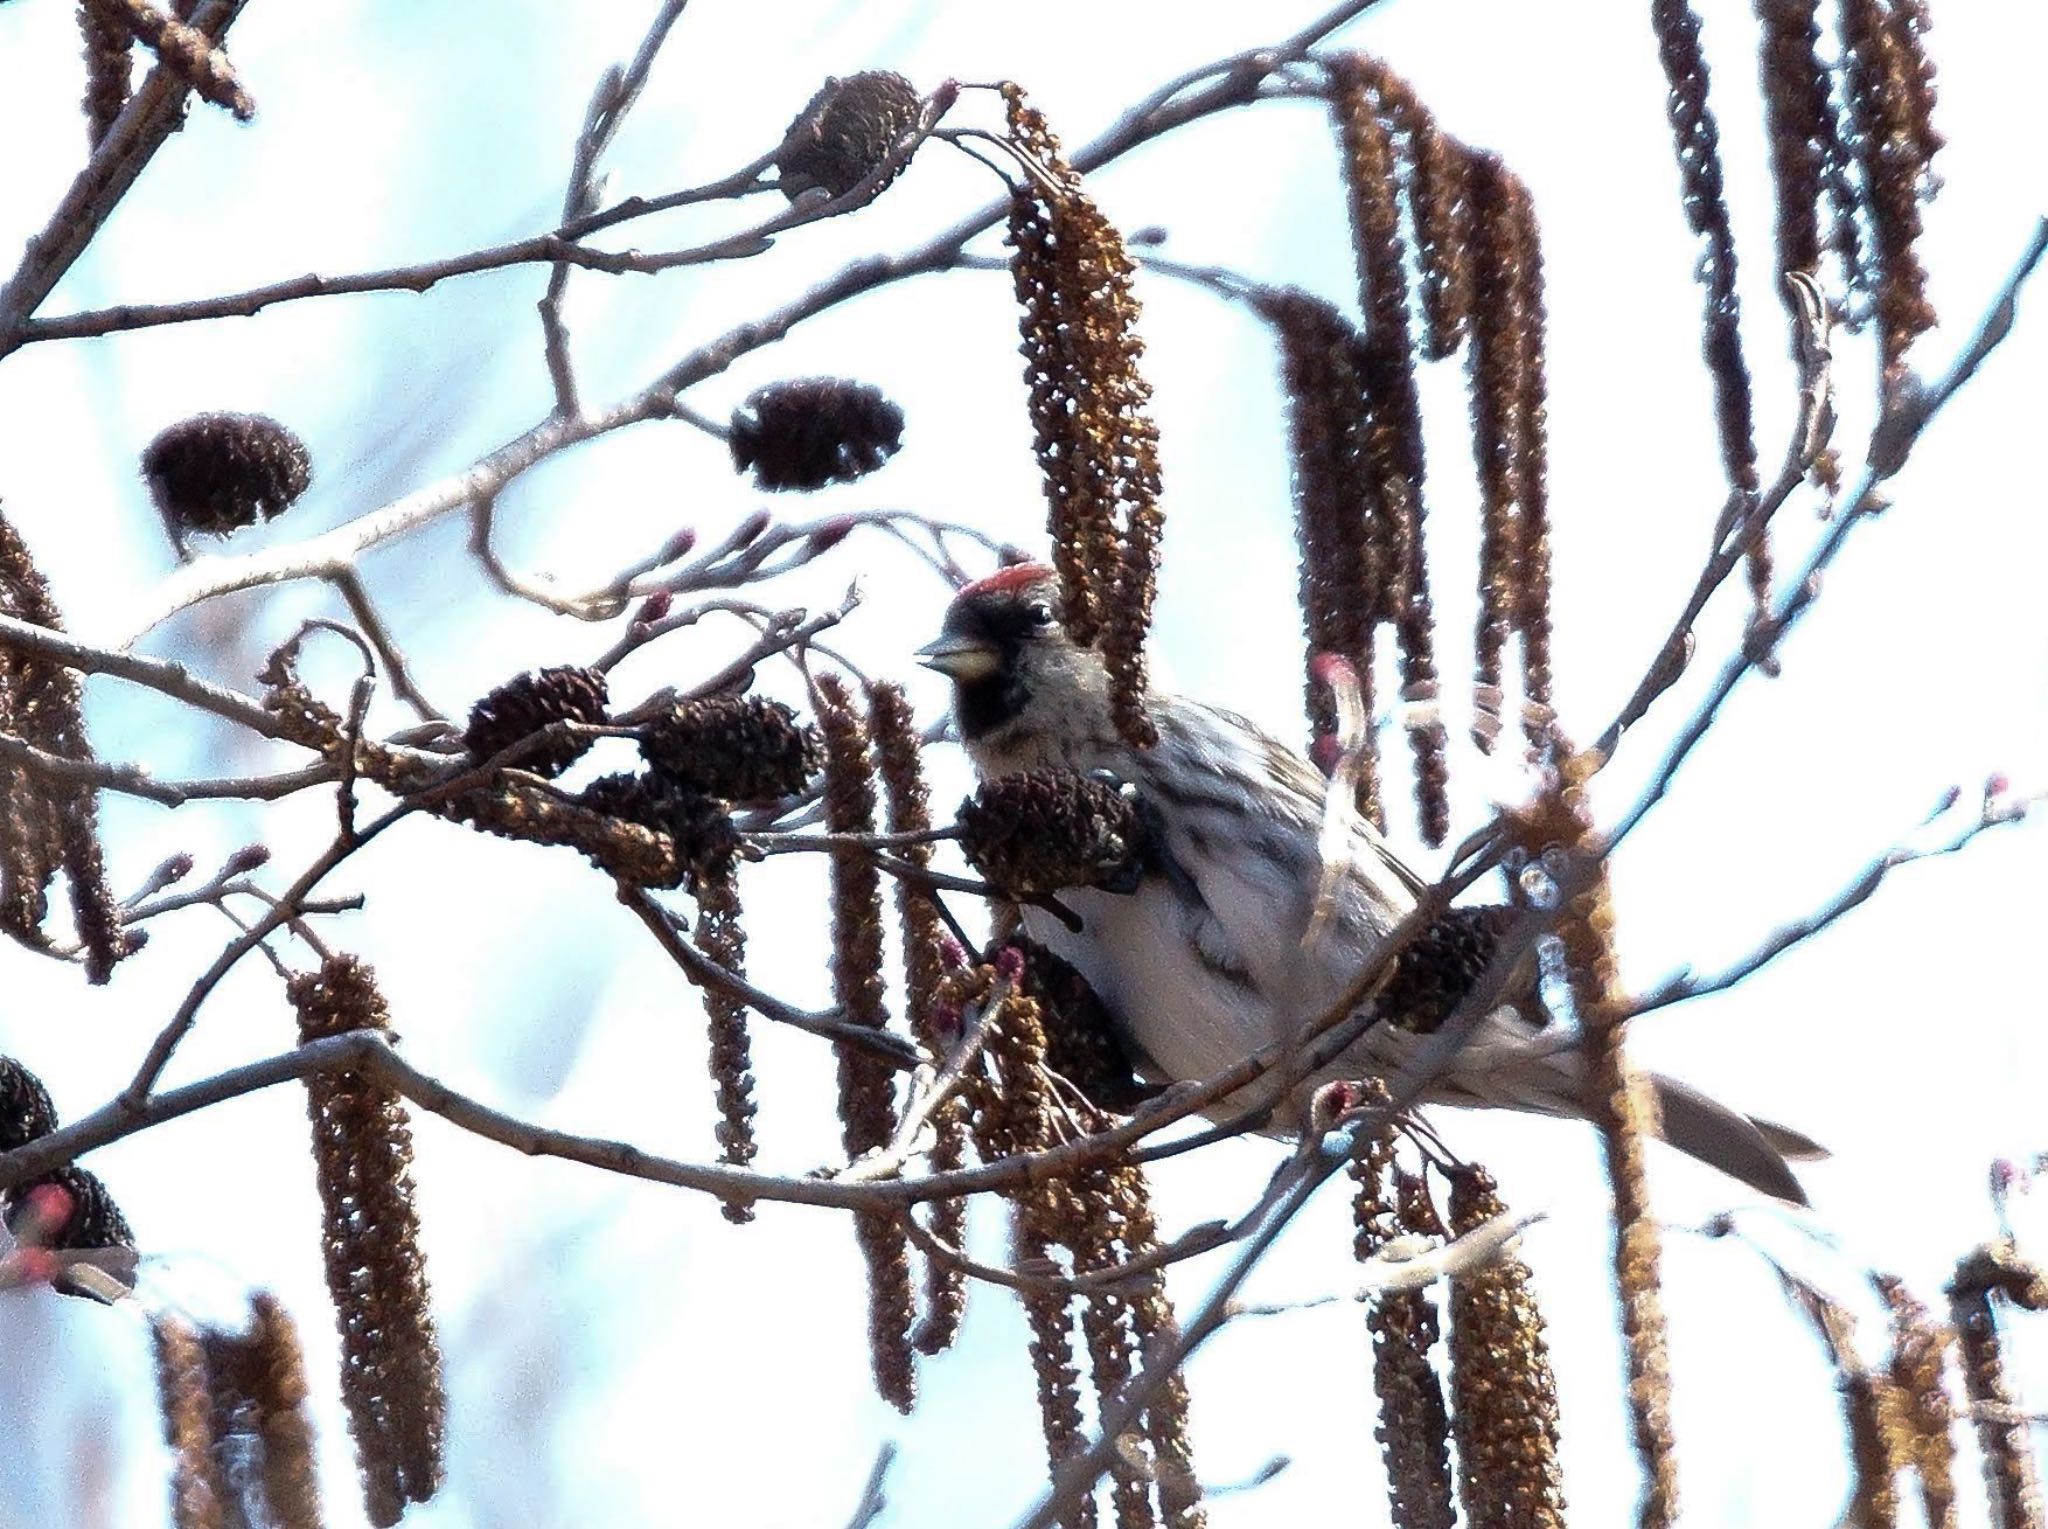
[1143,703,1418,1021]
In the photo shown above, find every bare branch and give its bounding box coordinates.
[1630,785,2040,1017]
[0,0,251,348]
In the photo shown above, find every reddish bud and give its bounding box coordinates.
[638,589,673,626]
[222,843,271,876]
[732,510,772,549]
[936,934,967,970]
[158,852,196,885]
[994,944,1027,984]
[806,515,857,553]
[22,1182,75,1240]
[930,79,961,113]
[1308,651,1358,693]
[1986,772,2011,799]
[929,1000,963,1044]
[660,527,698,563]
[1309,733,1344,778]
[11,1248,58,1286]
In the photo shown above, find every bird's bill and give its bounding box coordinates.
[916,634,1001,681]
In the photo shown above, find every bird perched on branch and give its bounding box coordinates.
[920,562,1822,1203]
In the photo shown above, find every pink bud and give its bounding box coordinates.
[638,589,673,626]
[732,510,771,549]
[994,944,1027,984]
[23,1182,74,1239]
[806,515,856,553]
[223,843,271,876]
[1986,772,2011,799]
[930,79,962,113]
[936,934,967,970]
[11,1248,57,1286]
[160,853,196,884]
[1309,734,1344,778]
[929,1001,963,1043]
[660,527,698,563]
[1308,652,1357,693]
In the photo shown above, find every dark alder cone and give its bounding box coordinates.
[8,1164,134,1250]
[728,378,905,491]
[1380,905,1518,1033]
[776,70,922,200]
[461,664,609,777]
[142,413,311,539]
[577,771,738,893]
[1007,940,1156,1115]
[640,695,824,803]
[958,769,1144,897]
[0,1056,58,1150]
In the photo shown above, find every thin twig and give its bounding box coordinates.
[1630,786,2040,1016]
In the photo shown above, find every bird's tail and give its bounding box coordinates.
[1644,1074,1825,1206]
[1428,1034,1825,1204]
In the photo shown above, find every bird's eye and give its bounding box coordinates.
[1024,600,1055,628]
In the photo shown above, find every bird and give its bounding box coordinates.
[918,561,1823,1203]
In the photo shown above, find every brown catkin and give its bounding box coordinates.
[99,0,252,118]
[1506,177,1555,753]
[1121,1184,1205,1529]
[1258,288,1383,824]
[968,978,1097,1528]
[1648,0,1770,622]
[1949,1250,2047,1529]
[1003,84,1165,751]
[246,1293,325,1529]
[78,0,133,146]
[1329,56,1447,842]
[695,870,758,1221]
[0,510,124,984]
[1887,0,1943,165]
[1878,1275,1959,1529]
[1841,0,1939,388]
[1378,75,1474,361]
[1353,1135,1456,1529]
[1021,1275,1096,1529]
[1075,1245,1155,1529]
[1445,1167,1566,1529]
[153,1314,227,1529]
[816,673,915,1412]
[1755,0,1832,294]
[1843,1371,1909,1529]
[870,683,971,1353]
[1515,761,1677,1529]
[290,955,445,1528]
[1467,154,1530,737]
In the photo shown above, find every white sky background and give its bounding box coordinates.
[0,1,2043,1526]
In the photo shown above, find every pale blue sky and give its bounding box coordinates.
[0,2,2042,1526]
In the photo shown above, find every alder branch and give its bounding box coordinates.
[0,611,297,739]
[0,0,251,349]
[1629,784,2041,1017]
[540,0,695,417]
[19,82,957,350]
[617,887,921,1069]
[110,2,1387,647]
[1607,219,2048,847]
[0,733,335,807]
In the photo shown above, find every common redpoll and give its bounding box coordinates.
[920,563,1821,1203]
